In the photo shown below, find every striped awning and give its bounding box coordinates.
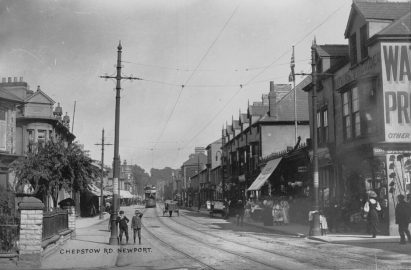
[247,158,282,191]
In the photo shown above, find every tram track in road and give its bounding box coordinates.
[141,207,218,270]
[165,208,392,270]
[152,207,307,270]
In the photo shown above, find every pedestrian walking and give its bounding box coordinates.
[244,199,252,220]
[116,210,129,244]
[395,194,411,244]
[235,200,245,226]
[363,191,381,238]
[131,210,143,245]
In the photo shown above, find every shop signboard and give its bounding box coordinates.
[381,42,411,142]
[297,166,307,172]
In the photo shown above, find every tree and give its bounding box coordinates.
[131,165,150,196]
[12,140,100,210]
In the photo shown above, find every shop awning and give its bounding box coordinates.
[88,183,103,197]
[87,183,112,197]
[247,158,282,191]
[119,190,134,199]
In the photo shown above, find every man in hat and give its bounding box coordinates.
[395,194,411,244]
[363,191,381,238]
[116,210,129,244]
[131,210,143,244]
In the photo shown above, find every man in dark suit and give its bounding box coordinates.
[395,194,411,244]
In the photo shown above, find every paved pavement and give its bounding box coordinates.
[184,206,401,244]
[75,212,111,229]
[41,208,125,269]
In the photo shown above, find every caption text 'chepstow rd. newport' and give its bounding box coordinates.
[59,247,153,255]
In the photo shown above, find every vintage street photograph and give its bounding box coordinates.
[0,0,411,269]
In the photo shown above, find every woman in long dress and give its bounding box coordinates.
[280,198,290,224]
[272,200,283,225]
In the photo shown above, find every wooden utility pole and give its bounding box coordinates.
[95,129,112,219]
[100,41,141,245]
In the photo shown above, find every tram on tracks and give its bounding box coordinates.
[144,185,157,208]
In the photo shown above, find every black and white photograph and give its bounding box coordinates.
[0,0,411,269]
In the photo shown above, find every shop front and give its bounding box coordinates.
[246,147,313,225]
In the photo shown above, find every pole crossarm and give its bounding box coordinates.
[99,75,143,81]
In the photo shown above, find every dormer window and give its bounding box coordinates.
[360,25,368,60]
[349,33,357,65]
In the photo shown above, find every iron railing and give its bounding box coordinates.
[42,209,68,241]
[0,214,20,254]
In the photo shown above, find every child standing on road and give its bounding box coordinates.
[131,210,143,245]
[116,210,129,244]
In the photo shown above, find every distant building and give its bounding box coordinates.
[180,149,207,206]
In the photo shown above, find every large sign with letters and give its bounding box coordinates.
[381,42,411,142]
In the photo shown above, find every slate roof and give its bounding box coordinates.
[232,119,240,129]
[226,125,233,135]
[271,84,293,101]
[0,88,24,103]
[378,11,411,36]
[239,113,249,124]
[182,153,207,166]
[25,88,55,104]
[345,1,411,37]
[354,1,411,20]
[316,45,349,58]
[258,76,311,123]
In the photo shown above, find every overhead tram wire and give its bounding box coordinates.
[152,1,242,150]
[184,74,290,147]
[178,2,348,151]
[122,57,310,74]
[243,1,347,86]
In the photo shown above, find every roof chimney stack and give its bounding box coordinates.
[268,81,278,119]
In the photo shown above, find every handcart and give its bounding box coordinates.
[163,200,179,217]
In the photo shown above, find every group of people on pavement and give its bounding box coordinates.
[363,191,411,244]
[214,190,411,245]
[116,210,143,245]
[223,197,291,227]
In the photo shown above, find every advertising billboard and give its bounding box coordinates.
[381,42,411,142]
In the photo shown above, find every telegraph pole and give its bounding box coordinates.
[310,38,321,236]
[290,39,329,236]
[95,129,112,220]
[100,41,142,245]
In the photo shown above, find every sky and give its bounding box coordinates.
[0,0,355,173]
